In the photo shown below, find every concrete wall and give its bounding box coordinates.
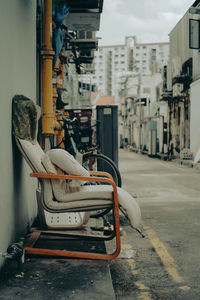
[169,11,191,67]
[0,1,37,268]
[168,11,192,84]
[190,79,200,154]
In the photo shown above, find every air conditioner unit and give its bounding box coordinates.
[172,83,183,97]
[77,30,94,40]
[71,31,98,50]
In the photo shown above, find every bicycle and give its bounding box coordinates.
[51,111,122,218]
[54,110,122,188]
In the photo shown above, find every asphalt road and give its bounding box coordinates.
[110,149,200,300]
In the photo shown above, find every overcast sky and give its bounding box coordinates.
[98,0,195,46]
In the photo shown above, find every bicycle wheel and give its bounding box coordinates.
[82,153,122,218]
[83,153,122,187]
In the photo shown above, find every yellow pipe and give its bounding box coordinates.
[41,0,55,136]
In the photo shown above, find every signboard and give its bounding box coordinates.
[63,13,100,31]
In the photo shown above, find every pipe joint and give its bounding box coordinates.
[41,49,55,57]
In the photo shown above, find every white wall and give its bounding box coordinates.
[190,79,200,154]
[0,1,37,269]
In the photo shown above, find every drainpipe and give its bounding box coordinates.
[41,0,55,136]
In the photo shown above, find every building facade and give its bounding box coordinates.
[115,37,169,151]
[118,0,200,160]
[0,0,38,269]
[87,36,169,99]
[0,0,103,270]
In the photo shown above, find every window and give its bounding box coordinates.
[79,30,85,39]
[86,31,92,39]
[178,107,181,125]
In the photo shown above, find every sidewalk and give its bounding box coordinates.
[0,256,115,300]
[128,145,200,170]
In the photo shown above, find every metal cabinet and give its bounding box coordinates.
[96,105,118,167]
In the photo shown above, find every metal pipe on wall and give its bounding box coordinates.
[41,0,55,136]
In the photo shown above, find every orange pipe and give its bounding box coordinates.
[41,0,55,136]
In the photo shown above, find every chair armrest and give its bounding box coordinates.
[89,171,114,182]
[30,172,118,205]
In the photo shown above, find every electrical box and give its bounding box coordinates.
[96,105,118,167]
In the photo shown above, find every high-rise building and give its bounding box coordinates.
[81,36,169,99]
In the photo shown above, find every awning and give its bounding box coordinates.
[63,12,101,31]
[54,0,103,13]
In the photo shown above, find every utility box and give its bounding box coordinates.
[96,105,118,167]
[148,121,157,156]
[148,129,157,156]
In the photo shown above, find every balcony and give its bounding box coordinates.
[61,0,103,31]
[61,0,103,13]
[172,74,192,92]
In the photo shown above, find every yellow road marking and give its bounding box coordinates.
[127,258,138,275]
[144,226,183,283]
[121,237,152,299]
[121,241,138,274]
[135,282,149,290]
[179,285,190,291]
[138,291,153,300]
[121,243,132,250]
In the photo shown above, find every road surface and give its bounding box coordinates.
[110,149,200,300]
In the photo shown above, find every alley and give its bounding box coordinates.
[110,149,200,299]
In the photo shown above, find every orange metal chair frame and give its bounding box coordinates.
[25,172,121,260]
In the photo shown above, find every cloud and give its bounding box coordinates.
[98,0,195,45]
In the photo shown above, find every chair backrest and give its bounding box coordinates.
[15,137,46,173]
[15,136,57,227]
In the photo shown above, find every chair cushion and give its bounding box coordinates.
[41,150,90,200]
[45,149,89,177]
[41,152,57,174]
[43,184,141,229]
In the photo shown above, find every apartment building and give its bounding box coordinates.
[116,37,169,152]
[81,36,169,98]
[133,40,169,75]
